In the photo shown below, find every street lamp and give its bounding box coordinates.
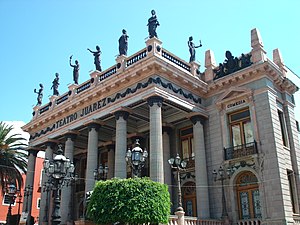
[125,139,148,177]
[168,154,187,212]
[213,166,231,225]
[5,183,17,225]
[94,164,109,181]
[43,144,75,225]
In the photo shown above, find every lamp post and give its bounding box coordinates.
[5,183,17,225]
[94,164,109,181]
[43,144,75,225]
[168,154,187,212]
[24,185,33,213]
[125,139,148,177]
[213,166,231,225]
[42,180,52,223]
[16,191,22,218]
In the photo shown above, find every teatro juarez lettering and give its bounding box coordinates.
[55,98,107,129]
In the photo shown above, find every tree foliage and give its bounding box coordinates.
[87,177,170,224]
[0,122,27,193]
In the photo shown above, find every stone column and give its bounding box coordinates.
[114,111,129,178]
[148,96,164,183]
[39,142,54,225]
[107,144,115,179]
[61,133,76,225]
[22,149,38,220]
[190,115,210,218]
[163,126,172,196]
[85,123,100,193]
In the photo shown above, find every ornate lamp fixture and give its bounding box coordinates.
[125,139,148,177]
[43,144,75,225]
[94,164,109,181]
[5,183,17,225]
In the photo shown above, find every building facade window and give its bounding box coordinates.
[180,127,194,159]
[287,170,299,214]
[37,198,41,209]
[228,108,254,147]
[236,171,261,220]
[278,110,289,147]
[182,181,197,217]
[2,194,16,206]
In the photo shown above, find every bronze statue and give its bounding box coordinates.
[34,83,43,105]
[69,55,80,84]
[188,36,202,63]
[147,10,159,38]
[87,46,102,71]
[51,73,60,96]
[118,29,129,56]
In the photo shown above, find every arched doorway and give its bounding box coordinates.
[236,171,261,220]
[182,181,197,217]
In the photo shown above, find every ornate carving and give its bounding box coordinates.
[147,96,163,107]
[65,133,77,141]
[214,51,252,80]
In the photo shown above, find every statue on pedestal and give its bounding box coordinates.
[188,36,202,63]
[118,29,129,56]
[34,83,43,105]
[87,46,102,72]
[51,73,60,96]
[147,10,159,38]
[69,55,80,84]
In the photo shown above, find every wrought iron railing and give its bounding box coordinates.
[56,93,69,105]
[99,66,117,81]
[77,81,91,94]
[126,48,147,67]
[162,49,191,72]
[237,218,261,225]
[39,103,51,114]
[224,141,257,160]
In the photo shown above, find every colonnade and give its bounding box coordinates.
[23,96,210,225]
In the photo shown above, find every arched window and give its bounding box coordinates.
[182,181,197,217]
[236,171,261,219]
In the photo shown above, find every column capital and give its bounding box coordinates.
[88,123,101,132]
[27,148,39,157]
[65,132,78,141]
[190,115,206,125]
[44,139,59,148]
[162,126,173,135]
[114,110,129,121]
[147,96,163,107]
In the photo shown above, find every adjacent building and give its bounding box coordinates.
[0,157,43,224]
[22,28,300,225]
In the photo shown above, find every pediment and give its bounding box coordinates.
[215,87,253,110]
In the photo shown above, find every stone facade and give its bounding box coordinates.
[22,29,300,225]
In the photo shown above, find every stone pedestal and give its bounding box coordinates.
[74,219,96,225]
[145,37,163,57]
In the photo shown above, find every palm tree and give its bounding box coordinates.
[0,121,27,194]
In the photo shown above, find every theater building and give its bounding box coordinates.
[22,28,300,225]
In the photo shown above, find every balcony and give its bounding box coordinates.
[224,141,257,160]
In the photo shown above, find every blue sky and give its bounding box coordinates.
[1,0,299,123]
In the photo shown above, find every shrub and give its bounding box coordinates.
[87,177,170,224]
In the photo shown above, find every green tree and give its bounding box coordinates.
[87,177,171,224]
[0,122,27,193]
